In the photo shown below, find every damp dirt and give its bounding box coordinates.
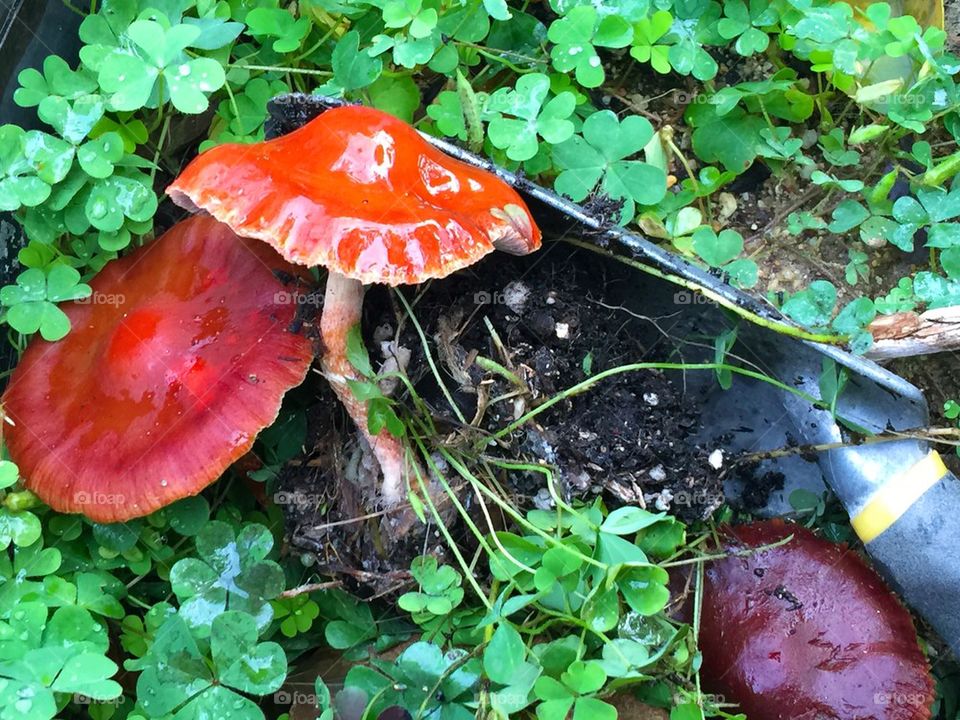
[273,241,726,584]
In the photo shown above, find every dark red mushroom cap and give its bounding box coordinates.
[699,520,933,720]
[2,215,313,522]
[166,105,541,286]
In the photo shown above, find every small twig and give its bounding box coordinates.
[730,426,960,465]
[278,580,343,599]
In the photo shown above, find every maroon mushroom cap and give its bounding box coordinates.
[700,520,934,720]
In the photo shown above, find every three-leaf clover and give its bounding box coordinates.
[383,0,440,39]
[80,171,158,237]
[341,641,480,720]
[14,56,98,108]
[0,126,56,212]
[548,6,632,88]
[322,30,384,94]
[781,280,837,328]
[691,227,758,288]
[484,624,540,715]
[553,110,667,222]
[98,20,226,113]
[0,536,61,614]
[399,556,465,616]
[245,7,312,53]
[630,10,673,73]
[486,73,576,162]
[1,265,92,341]
[271,595,321,638]
[0,603,122,720]
[665,3,720,80]
[717,0,777,55]
[36,95,125,179]
[169,521,284,635]
[533,659,616,720]
[127,611,286,720]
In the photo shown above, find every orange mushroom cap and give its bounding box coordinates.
[167,105,541,286]
[1,215,314,522]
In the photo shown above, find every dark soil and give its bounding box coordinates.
[278,243,723,584]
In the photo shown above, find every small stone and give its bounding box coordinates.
[555,322,570,339]
[708,449,724,469]
[654,489,673,511]
[649,464,667,482]
[503,280,531,315]
[643,392,659,406]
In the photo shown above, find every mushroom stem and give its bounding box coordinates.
[320,271,407,507]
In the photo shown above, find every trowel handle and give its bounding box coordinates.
[851,451,960,653]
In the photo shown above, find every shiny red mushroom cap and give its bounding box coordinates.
[1,215,314,522]
[699,520,933,720]
[166,105,541,286]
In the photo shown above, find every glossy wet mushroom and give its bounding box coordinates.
[1,215,314,522]
[699,520,933,720]
[167,105,541,507]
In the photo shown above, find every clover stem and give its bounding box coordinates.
[319,272,407,507]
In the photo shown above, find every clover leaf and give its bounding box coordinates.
[687,104,766,173]
[717,0,776,56]
[0,126,53,212]
[271,595,320,638]
[533,660,616,720]
[34,95,125,179]
[0,539,62,614]
[630,10,673,73]
[340,641,480,720]
[78,0,138,70]
[664,1,720,80]
[37,94,104,145]
[553,110,667,222]
[0,510,41,552]
[548,6,631,88]
[383,0,440,39]
[127,610,286,720]
[425,92,465,140]
[323,30,383,94]
[245,7,311,53]
[486,73,575,162]
[97,20,226,113]
[399,556,465,616]
[169,521,284,635]
[81,172,158,235]
[0,603,122,720]
[14,56,98,109]
[781,280,837,328]
[692,227,758,288]
[370,30,441,68]
[1,264,92,341]
[0,463,17,492]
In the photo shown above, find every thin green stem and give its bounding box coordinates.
[228,64,332,76]
[395,289,467,424]
[408,448,493,610]
[563,238,848,345]
[488,361,820,443]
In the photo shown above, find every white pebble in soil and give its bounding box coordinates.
[708,448,724,470]
[503,280,531,315]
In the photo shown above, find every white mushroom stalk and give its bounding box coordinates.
[320,272,408,506]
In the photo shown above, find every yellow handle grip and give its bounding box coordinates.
[851,451,948,543]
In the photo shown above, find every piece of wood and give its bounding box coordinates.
[865,306,960,359]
